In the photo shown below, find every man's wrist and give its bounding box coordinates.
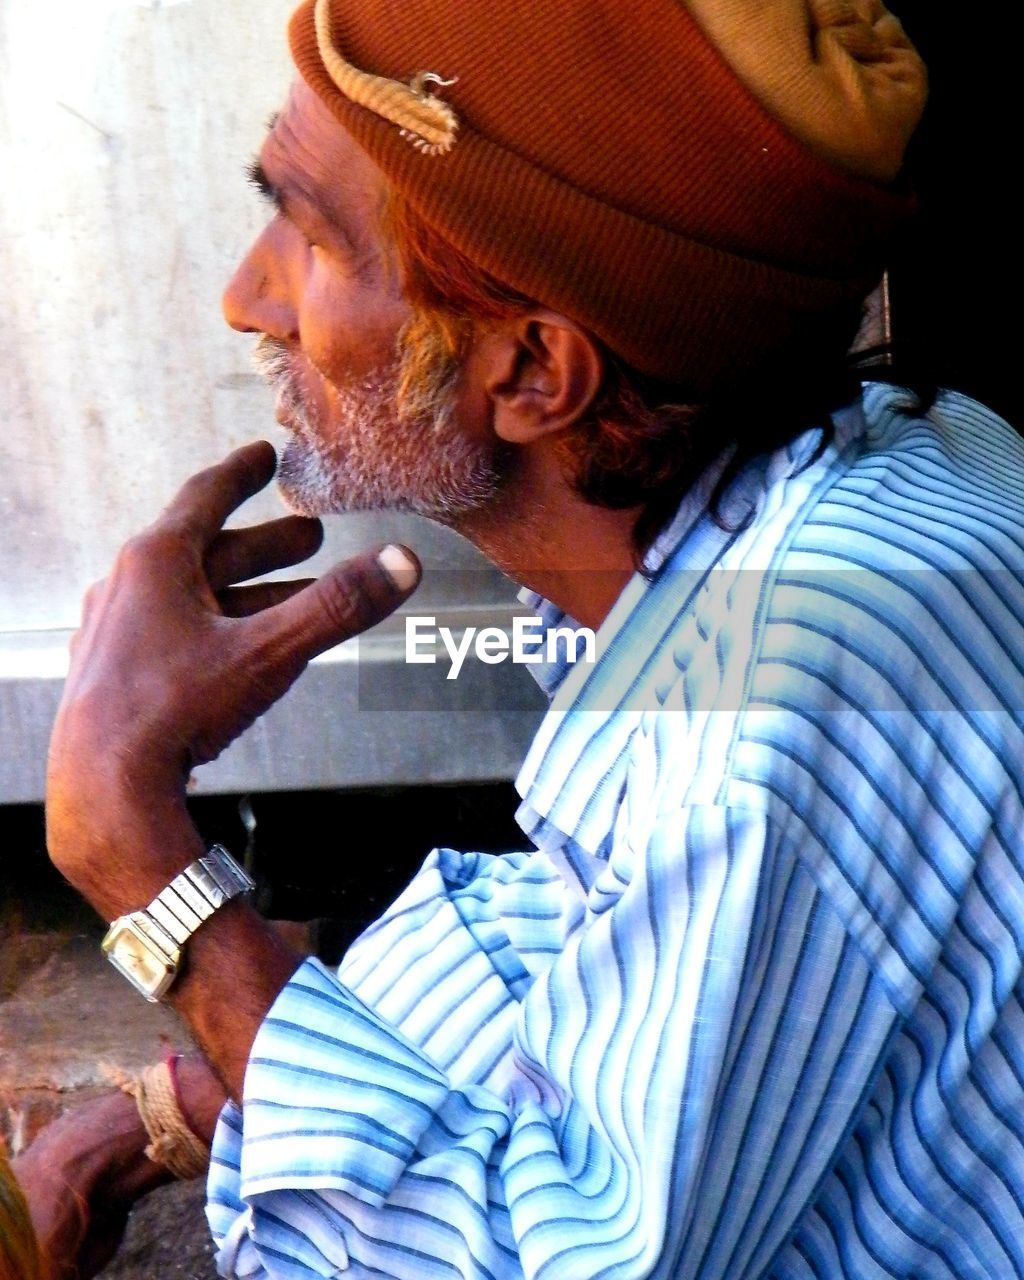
[50,792,207,925]
[166,897,303,1100]
[111,1057,211,1179]
[102,845,255,1004]
[171,1052,229,1146]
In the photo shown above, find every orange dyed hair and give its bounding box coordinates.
[384,191,728,553]
[383,189,865,555]
[383,189,533,413]
[0,1152,43,1280]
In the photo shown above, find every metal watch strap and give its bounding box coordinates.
[144,844,255,947]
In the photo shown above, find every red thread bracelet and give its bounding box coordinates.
[164,1052,204,1144]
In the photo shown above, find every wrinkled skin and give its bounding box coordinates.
[11,1090,170,1280]
[11,1052,228,1280]
[46,441,419,922]
[35,443,418,1277]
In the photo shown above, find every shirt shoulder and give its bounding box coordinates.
[634,387,1024,1007]
[797,385,1024,570]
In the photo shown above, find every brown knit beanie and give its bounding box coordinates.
[288,0,926,394]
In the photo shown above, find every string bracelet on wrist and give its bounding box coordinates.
[104,1056,210,1181]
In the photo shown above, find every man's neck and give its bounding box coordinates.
[460,487,641,632]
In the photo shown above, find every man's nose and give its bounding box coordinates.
[221,228,298,339]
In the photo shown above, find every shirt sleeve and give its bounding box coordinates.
[205,815,902,1280]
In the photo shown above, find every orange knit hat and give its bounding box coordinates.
[288,0,926,393]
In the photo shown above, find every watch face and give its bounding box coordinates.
[102,918,177,1001]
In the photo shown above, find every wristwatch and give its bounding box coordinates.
[101,844,255,1002]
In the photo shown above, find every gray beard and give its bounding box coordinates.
[251,336,504,522]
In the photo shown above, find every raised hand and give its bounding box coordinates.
[46,440,419,922]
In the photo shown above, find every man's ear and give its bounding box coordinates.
[479,311,604,445]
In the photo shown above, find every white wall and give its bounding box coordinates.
[0,0,495,637]
[0,0,530,800]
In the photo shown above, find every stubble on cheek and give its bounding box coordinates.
[252,333,505,521]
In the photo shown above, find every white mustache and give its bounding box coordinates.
[251,334,292,389]
[251,334,400,411]
[250,335,308,425]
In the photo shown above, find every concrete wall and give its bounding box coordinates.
[0,0,539,802]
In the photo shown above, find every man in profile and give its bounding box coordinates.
[15,2,1024,1278]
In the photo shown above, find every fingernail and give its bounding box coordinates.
[377,544,419,592]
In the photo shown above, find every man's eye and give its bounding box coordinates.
[290,219,322,253]
[284,219,319,253]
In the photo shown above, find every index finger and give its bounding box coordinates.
[161,441,278,544]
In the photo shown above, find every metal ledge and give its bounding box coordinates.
[0,609,548,804]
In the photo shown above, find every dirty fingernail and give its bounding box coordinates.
[377,544,419,592]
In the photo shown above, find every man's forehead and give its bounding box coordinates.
[258,80,387,230]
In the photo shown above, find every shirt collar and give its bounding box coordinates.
[514,404,869,880]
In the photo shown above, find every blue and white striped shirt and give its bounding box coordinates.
[207,385,1024,1279]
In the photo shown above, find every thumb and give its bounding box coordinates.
[257,543,420,665]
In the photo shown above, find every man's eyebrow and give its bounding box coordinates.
[244,151,364,260]
[246,158,284,215]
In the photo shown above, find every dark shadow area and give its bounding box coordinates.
[888,6,1019,428]
[3,780,526,961]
